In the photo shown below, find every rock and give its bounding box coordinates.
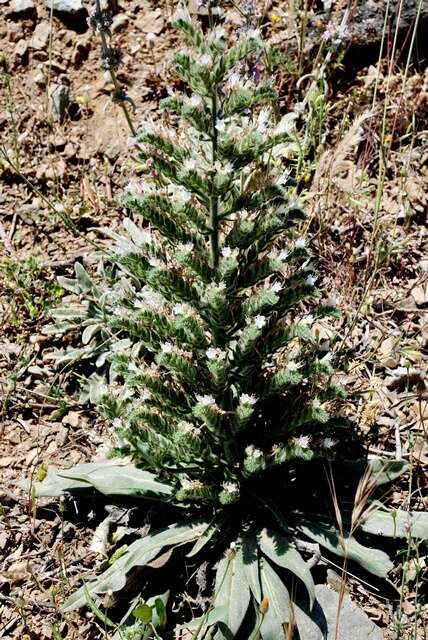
[8,0,36,18]
[411,283,428,307]
[136,8,164,34]
[294,584,383,640]
[13,38,28,60]
[8,22,24,42]
[111,13,129,33]
[44,0,83,12]
[33,71,46,86]
[49,81,73,121]
[30,21,51,49]
[64,141,77,157]
[72,38,91,67]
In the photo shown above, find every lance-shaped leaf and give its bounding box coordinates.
[241,532,262,602]
[31,463,173,500]
[213,548,251,638]
[360,504,428,540]
[297,520,393,578]
[259,559,291,640]
[258,528,315,609]
[62,521,208,611]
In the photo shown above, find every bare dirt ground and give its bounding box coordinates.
[0,0,427,638]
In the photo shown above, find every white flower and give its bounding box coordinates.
[112,418,123,429]
[125,178,144,197]
[227,72,242,89]
[189,95,203,107]
[214,25,226,39]
[172,303,185,315]
[200,53,212,66]
[254,315,267,329]
[221,246,238,260]
[246,446,264,458]
[223,162,234,173]
[240,393,257,405]
[206,347,226,361]
[146,32,156,44]
[271,281,282,293]
[286,360,301,371]
[294,435,310,448]
[312,398,323,409]
[222,481,239,493]
[323,437,337,448]
[197,394,215,406]
[178,421,200,435]
[161,342,173,354]
[327,294,339,307]
[215,119,226,132]
[178,242,194,253]
[305,274,317,286]
[180,478,194,490]
[277,171,291,186]
[148,256,162,268]
[217,281,227,291]
[173,5,191,23]
[300,314,314,325]
[184,157,197,171]
[295,237,306,249]
[256,108,271,133]
[141,389,152,401]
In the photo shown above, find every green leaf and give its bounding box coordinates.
[258,529,315,609]
[62,521,207,611]
[259,559,291,640]
[186,516,224,558]
[241,533,262,602]
[297,520,393,578]
[31,463,173,500]
[213,549,251,638]
[133,602,152,623]
[361,505,428,540]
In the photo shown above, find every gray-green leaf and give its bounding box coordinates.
[297,520,393,578]
[258,528,315,609]
[259,559,291,640]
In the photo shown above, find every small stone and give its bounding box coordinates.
[64,142,76,157]
[8,0,36,18]
[49,82,73,121]
[111,13,128,32]
[44,0,83,12]
[13,38,28,58]
[7,22,24,41]
[33,71,46,85]
[72,38,90,67]
[30,21,51,49]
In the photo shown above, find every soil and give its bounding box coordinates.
[0,0,427,638]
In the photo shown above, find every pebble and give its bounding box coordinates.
[44,0,83,12]
[111,13,129,33]
[13,38,28,59]
[8,0,36,18]
[30,21,51,50]
[49,82,73,121]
